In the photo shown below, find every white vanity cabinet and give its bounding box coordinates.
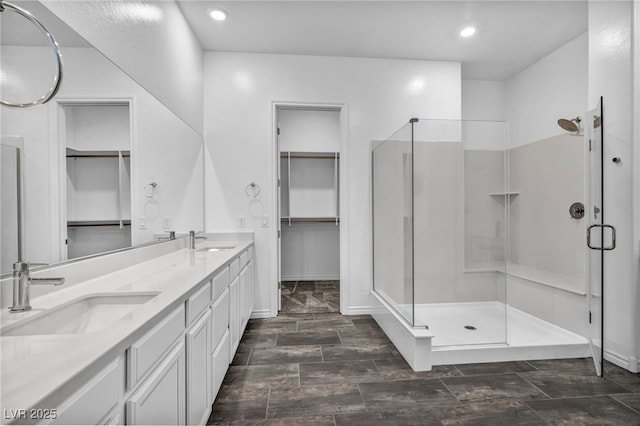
[36,244,254,426]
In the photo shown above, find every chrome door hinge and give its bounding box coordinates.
[589,139,592,151]
[278,178,281,187]
[277,127,281,135]
[278,281,282,290]
[589,311,592,324]
[278,230,281,238]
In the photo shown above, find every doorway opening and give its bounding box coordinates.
[274,104,345,314]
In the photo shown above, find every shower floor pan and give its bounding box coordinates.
[371,293,590,371]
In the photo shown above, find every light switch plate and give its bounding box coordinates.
[261,215,269,227]
[139,217,146,229]
[238,216,246,228]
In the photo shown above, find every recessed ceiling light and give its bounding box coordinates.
[209,8,228,22]
[460,27,476,37]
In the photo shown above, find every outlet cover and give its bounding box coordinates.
[162,217,171,229]
[261,215,269,227]
[139,217,146,229]
[238,216,246,228]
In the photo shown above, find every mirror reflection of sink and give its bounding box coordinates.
[1,292,160,337]
[197,246,235,252]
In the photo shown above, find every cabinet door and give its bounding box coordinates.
[229,277,240,357]
[212,288,229,351]
[239,267,247,332]
[211,329,230,402]
[50,356,123,425]
[186,310,212,426]
[126,341,185,426]
[246,260,254,321]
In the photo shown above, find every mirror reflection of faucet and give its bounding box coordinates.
[10,262,65,313]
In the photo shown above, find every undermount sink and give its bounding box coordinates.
[1,292,160,337]
[197,246,235,252]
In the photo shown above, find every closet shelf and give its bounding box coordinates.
[66,147,130,158]
[281,217,340,224]
[67,220,131,227]
[280,151,339,159]
[488,191,520,197]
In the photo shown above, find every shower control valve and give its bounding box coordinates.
[569,202,585,220]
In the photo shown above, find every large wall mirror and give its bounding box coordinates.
[0,1,204,275]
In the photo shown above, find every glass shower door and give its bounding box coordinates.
[586,97,608,377]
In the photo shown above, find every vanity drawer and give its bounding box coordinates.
[51,356,123,425]
[229,258,240,278]
[127,304,185,389]
[211,288,229,350]
[187,281,212,326]
[239,251,249,268]
[212,266,230,300]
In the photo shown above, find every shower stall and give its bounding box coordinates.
[371,113,605,373]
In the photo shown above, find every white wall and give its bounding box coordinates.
[40,0,204,134]
[204,52,461,316]
[634,0,640,371]
[462,80,507,121]
[507,33,589,148]
[589,1,637,372]
[1,46,203,267]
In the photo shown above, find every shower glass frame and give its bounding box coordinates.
[372,118,509,347]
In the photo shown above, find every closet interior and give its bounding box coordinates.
[61,102,132,259]
[278,108,341,313]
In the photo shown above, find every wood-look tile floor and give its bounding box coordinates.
[208,314,640,425]
[280,281,340,313]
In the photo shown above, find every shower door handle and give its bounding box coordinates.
[587,224,616,250]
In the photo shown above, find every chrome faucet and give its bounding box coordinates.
[158,230,176,240]
[189,230,206,249]
[10,262,65,313]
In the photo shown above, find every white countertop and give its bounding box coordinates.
[0,238,253,416]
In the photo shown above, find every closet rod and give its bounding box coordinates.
[279,153,340,160]
[67,220,132,227]
[281,218,340,224]
[66,154,131,158]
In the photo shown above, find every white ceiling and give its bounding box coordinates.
[178,0,588,81]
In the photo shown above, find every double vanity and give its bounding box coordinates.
[0,234,254,425]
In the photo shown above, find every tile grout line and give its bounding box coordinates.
[609,395,640,415]
[264,386,271,420]
[437,378,464,406]
[515,372,553,400]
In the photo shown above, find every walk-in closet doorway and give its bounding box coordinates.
[272,103,348,315]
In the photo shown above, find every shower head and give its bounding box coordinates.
[557,117,582,133]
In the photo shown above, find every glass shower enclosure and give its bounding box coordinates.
[373,119,509,347]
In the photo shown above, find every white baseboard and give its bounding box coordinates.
[281,275,340,281]
[249,309,273,319]
[604,348,639,373]
[343,306,371,315]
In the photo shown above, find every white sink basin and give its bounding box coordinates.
[197,246,235,252]
[2,292,160,337]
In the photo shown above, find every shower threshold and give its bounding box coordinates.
[371,293,590,371]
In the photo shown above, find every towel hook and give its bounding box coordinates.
[245,182,261,198]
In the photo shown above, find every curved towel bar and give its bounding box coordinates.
[0,0,63,109]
